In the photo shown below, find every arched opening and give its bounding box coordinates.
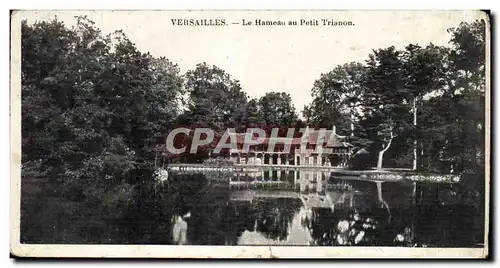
[256,153,263,165]
[264,170,270,181]
[272,170,278,181]
[248,152,256,164]
[230,153,239,164]
[264,154,271,164]
[280,154,287,165]
[272,154,279,165]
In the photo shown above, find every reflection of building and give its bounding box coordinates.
[228,170,354,211]
[225,170,359,246]
[227,126,352,168]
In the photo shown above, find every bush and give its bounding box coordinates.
[349,148,372,170]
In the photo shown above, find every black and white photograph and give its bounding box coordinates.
[10,10,490,258]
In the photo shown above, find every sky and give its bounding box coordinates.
[18,10,484,118]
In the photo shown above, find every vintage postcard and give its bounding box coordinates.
[10,10,490,258]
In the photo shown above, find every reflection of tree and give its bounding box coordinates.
[253,198,302,241]
[183,182,231,245]
[376,181,391,223]
[303,208,340,246]
[302,191,392,246]
[223,202,256,245]
[411,182,484,247]
[112,183,175,244]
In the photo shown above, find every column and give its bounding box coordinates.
[316,172,323,192]
[300,172,307,193]
[277,155,282,165]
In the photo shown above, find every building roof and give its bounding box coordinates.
[229,128,350,148]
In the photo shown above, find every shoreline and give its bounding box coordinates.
[165,163,462,183]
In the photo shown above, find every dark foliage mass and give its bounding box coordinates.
[20,16,486,244]
[304,20,486,173]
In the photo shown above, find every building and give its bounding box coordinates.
[227,126,352,168]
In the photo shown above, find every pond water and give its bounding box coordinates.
[154,169,484,247]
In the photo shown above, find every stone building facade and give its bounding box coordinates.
[227,126,352,168]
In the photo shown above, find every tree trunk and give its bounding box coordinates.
[350,113,355,137]
[377,128,393,170]
[350,105,355,137]
[413,98,418,171]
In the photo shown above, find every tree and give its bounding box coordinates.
[22,16,185,190]
[361,46,411,170]
[303,62,364,133]
[306,62,366,133]
[418,19,486,173]
[402,43,449,170]
[448,19,486,93]
[184,63,248,129]
[258,92,298,127]
[244,98,264,126]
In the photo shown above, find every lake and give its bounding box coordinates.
[159,169,485,247]
[20,168,485,246]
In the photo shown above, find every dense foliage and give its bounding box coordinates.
[303,19,486,173]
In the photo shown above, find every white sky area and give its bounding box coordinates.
[18,10,484,117]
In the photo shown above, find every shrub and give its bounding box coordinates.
[349,148,372,170]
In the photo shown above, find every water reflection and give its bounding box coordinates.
[160,169,484,247]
